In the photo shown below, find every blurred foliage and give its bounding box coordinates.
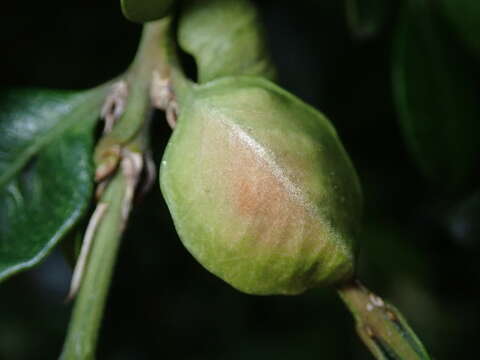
[346,0,391,39]
[440,0,480,58]
[1,0,480,359]
[392,0,480,191]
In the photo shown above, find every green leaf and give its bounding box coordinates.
[392,0,480,190]
[345,0,390,39]
[121,0,173,23]
[440,0,480,57]
[0,87,106,281]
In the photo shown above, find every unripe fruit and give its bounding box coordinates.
[178,0,276,83]
[160,77,362,295]
[121,0,174,23]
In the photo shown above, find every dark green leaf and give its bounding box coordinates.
[0,87,106,281]
[345,0,390,39]
[440,0,480,57]
[121,0,173,23]
[392,1,480,190]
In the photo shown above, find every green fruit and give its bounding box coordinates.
[160,77,362,295]
[121,0,174,23]
[178,0,276,83]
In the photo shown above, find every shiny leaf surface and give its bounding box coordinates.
[0,87,105,281]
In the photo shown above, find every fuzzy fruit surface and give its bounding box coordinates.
[160,77,362,295]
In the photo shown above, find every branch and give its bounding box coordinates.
[337,279,432,360]
[60,167,128,360]
[60,19,171,360]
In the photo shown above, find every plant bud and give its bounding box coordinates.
[178,0,276,83]
[160,77,362,295]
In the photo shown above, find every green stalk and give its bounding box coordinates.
[61,19,171,360]
[337,280,431,360]
[94,18,171,165]
[106,18,171,145]
[164,19,195,106]
[60,173,127,360]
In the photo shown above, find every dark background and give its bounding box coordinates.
[1,0,479,359]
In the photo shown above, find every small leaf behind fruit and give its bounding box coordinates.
[0,87,106,281]
[392,0,480,190]
[121,0,173,23]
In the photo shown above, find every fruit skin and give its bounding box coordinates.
[178,0,276,83]
[160,77,362,295]
[121,0,174,23]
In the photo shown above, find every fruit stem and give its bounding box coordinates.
[95,18,170,153]
[337,279,431,360]
[164,19,195,105]
[60,19,168,360]
[60,171,127,360]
